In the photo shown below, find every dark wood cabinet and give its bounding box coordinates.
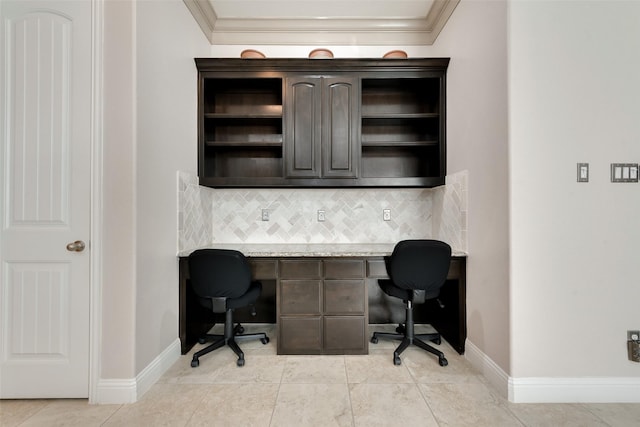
[195,58,449,188]
[277,258,368,355]
[285,77,320,178]
[178,253,466,356]
[285,76,359,179]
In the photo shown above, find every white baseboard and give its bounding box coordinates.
[465,339,640,403]
[465,340,510,399]
[509,377,640,403]
[95,338,181,404]
[95,378,137,404]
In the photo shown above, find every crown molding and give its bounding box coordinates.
[183,0,459,46]
[183,0,218,44]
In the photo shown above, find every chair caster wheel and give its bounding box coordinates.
[439,357,448,367]
[261,337,270,345]
[396,325,405,334]
[237,326,245,334]
[371,337,379,344]
[198,338,206,344]
[191,359,199,368]
[237,358,245,367]
[393,356,402,366]
[432,337,441,345]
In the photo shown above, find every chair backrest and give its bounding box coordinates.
[388,240,452,292]
[188,249,252,299]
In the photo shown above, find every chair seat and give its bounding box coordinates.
[378,279,440,302]
[197,281,261,312]
[227,282,261,310]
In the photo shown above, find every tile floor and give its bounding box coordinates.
[2,324,640,427]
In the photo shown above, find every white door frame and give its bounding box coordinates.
[88,0,104,404]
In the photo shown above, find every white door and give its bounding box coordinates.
[0,0,92,398]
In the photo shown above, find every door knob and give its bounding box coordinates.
[66,240,86,252]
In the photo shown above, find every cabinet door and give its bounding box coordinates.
[279,317,322,354]
[324,316,367,354]
[285,76,359,179]
[285,77,321,178]
[279,280,321,315]
[324,280,365,314]
[322,77,359,178]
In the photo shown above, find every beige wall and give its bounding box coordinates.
[430,0,510,373]
[101,0,211,378]
[102,0,136,379]
[509,1,640,378]
[134,0,211,371]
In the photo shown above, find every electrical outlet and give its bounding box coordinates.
[628,330,640,363]
[383,209,391,221]
[261,209,269,221]
[629,341,640,363]
[317,210,325,222]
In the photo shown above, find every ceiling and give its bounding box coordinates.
[183,0,460,46]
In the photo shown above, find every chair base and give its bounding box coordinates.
[191,312,269,367]
[371,329,448,366]
[371,301,448,367]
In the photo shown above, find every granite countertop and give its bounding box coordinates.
[178,243,467,258]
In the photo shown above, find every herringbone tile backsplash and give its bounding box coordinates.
[177,171,467,254]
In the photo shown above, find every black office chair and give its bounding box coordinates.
[371,239,452,366]
[188,249,270,367]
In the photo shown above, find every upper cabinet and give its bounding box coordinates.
[195,58,449,188]
[285,76,359,180]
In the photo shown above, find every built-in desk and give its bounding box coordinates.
[178,244,467,356]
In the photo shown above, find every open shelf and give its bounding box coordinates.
[361,145,441,178]
[200,77,284,180]
[361,77,443,180]
[202,145,283,179]
[203,78,282,115]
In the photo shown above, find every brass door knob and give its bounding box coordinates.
[66,240,86,252]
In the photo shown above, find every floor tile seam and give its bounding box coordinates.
[10,401,53,427]
[268,381,283,427]
[280,380,349,385]
[578,404,616,427]
[344,377,356,427]
[496,402,528,427]
[180,405,200,427]
[414,381,445,427]
[99,402,129,426]
[416,382,528,427]
[346,380,416,385]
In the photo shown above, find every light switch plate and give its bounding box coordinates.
[611,163,639,183]
[577,163,589,182]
